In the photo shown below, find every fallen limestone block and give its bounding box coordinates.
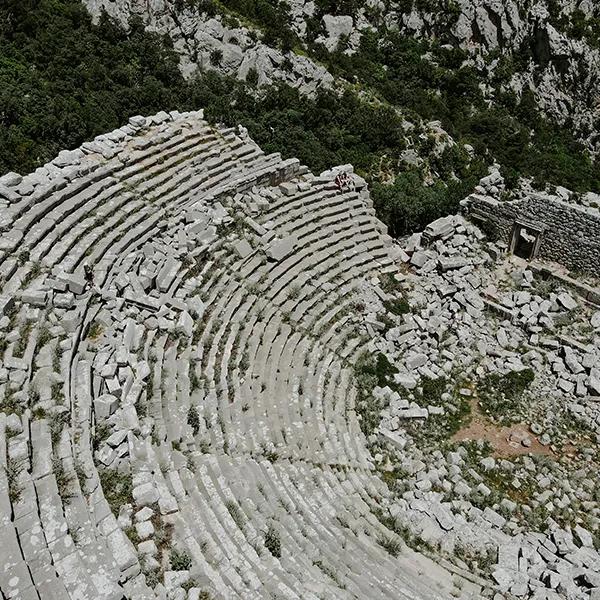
[424,215,455,240]
[266,236,297,262]
[156,256,181,293]
[106,527,139,579]
[128,115,146,128]
[136,360,151,381]
[394,373,418,389]
[212,200,229,219]
[134,507,154,522]
[106,430,129,448]
[438,257,468,271]
[378,428,407,451]
[557,292,577,311]
[410,251,427,268]
[135,520,154,540]
[233,238,253,259]
[244,216,266,236]
[398,407,428,419]
[0,295,15,316]
[588,369,600,395]
[0,172,22,187]
[187,297,205,318]
[58,271,87,295]
[21,289,48,307]
[4,356,28,371]
[106,376,123,398]
[177,310,193,338]
[133,482,159,507]
[0,229,24,252]
[94,394,119,419]
[138,540,158,556]
[279,181,298,196]
[407,353,428,370]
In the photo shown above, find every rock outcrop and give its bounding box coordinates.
[83,0,333,94]
[393,0,600,151]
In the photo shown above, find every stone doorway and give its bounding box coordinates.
[510,222,542,260]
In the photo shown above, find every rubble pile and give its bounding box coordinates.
[365,213,600,600]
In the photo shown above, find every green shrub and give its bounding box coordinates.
[169,548,193,570]
[383,297,410,316]
[377,534,402,557]
[99,469,133,515]
[187,405,200,435]
[264,525,281,558]
[225,500,245,530]
[6,457,24,504]
[477,368,535,418]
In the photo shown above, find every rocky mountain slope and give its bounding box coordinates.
[393,0,600,151]
[82,0,600,153]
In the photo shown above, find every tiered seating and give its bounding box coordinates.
[0,111,462,599]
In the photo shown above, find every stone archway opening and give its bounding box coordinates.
[510,222,543,260]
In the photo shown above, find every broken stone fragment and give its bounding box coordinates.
[265,236,297,262]
[94,393,119,419]
[176,310,193,338]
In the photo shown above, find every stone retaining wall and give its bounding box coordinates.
[464,193,600,275]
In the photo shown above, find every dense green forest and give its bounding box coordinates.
[1,0,598,236]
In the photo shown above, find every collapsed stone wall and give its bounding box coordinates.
[465,193,600,274]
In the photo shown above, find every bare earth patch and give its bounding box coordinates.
[452,398,555,458]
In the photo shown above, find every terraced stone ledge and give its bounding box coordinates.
[0,111,474,599]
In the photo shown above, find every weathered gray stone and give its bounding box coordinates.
[265,236,296,261]
[176,310,194,338]
[233,238,253,259]
[94,394,119,419]
[133,482,159,507]
[135,520,154,540]
[410,251,428,268]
